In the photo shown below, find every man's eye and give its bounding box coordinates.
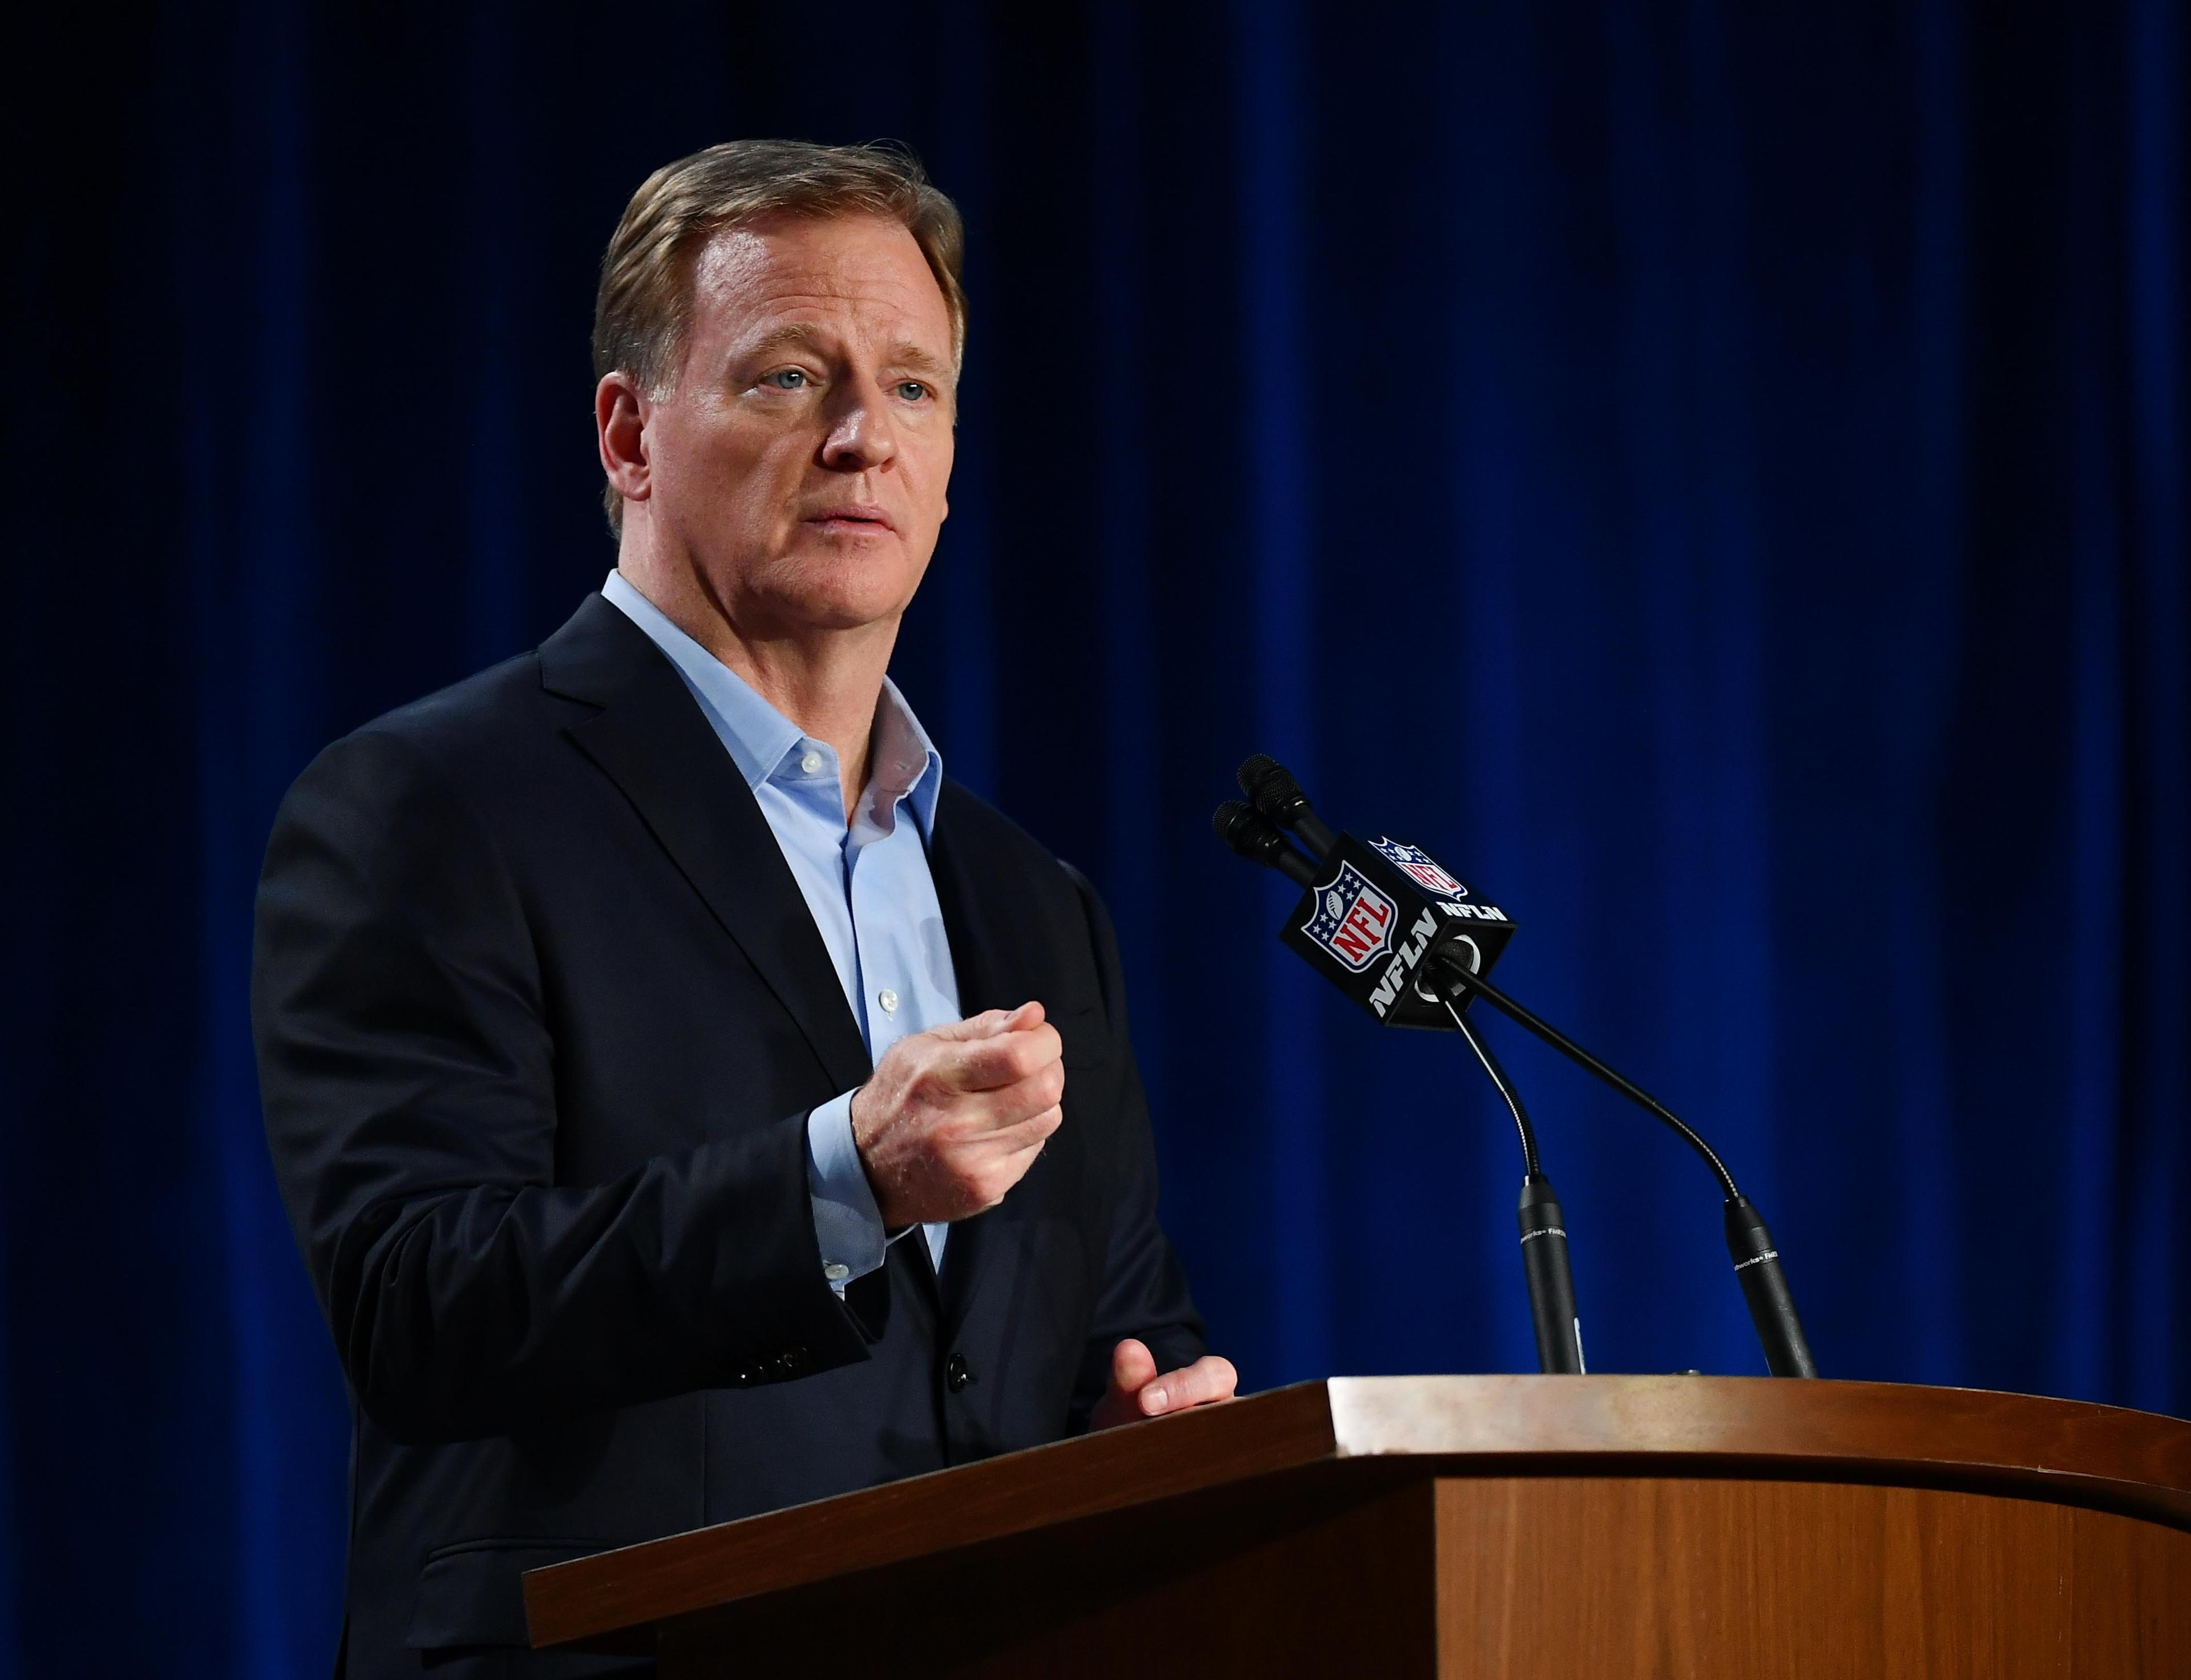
[897,381,928,402]
[762,369,808,390]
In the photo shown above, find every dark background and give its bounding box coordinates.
[4,0,2187,1673]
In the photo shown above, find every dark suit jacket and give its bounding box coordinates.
[252,594,1206,1679]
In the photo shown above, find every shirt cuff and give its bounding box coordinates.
[807,1091,888,1294]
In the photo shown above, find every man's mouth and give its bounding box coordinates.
[803,504,895,535]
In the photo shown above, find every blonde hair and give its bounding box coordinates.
[591,139,968,533]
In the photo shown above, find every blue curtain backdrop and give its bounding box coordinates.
[5,0,2188,1673]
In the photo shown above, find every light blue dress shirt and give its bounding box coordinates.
[603,572,957,1288]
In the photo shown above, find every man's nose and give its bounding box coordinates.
[818,379,898,472]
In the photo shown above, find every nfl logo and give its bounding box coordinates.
[1301,863,1399,973]
[1369,836,1469,899]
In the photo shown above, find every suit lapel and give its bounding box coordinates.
[540,596,872,1097]
[925,783,1024,1338]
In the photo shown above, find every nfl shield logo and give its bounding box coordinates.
[1301,863,1399,973]
[1369,836,1469,899]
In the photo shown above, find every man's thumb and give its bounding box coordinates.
[1110,1337,1158,1394]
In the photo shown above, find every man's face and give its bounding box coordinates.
[633,213,956,637]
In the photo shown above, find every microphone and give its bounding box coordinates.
[1213,779,1587,1375]
[1212,801,1319,886]
[1236,755,1339,858]
[1216,754,1818,1380]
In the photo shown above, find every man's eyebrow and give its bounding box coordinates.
[886,341,953,380]
[731,323,952,382]
[734,322,832,361]
[736,324,951,372]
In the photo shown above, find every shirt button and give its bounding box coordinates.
[823,1262,850,1282]
[799,750,823,775]
[878,988,899,1015]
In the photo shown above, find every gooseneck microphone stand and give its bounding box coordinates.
[1229,751,1818,1381]
[1214,795,1586,1376]
[1442,997,1584,1373]
[1428,953,1816,1379]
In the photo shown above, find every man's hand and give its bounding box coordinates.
[850,1002,1064,1228]
[1088,1338,1239,1430]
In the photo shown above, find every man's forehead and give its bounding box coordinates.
[692,218,949,337]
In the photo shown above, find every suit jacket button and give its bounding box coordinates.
[782,1345,807,1373]
[945,1352,974,1393]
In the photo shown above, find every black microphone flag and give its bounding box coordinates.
[1279,831,1518,1029]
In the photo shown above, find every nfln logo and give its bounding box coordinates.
[1302,863,1398,973]
[1370,836,1469,899]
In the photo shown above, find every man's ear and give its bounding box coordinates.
[596,373,652,505]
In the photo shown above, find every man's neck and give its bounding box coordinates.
[615,551,895,820]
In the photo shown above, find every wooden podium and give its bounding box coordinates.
[524,1377,2191,1677]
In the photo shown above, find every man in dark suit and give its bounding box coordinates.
[253,139,1233,1679]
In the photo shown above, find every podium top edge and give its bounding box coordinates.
[525,1375,2191,1651]
[1323,1374,2191,1472]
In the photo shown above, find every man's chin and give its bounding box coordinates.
[757,544,926,635]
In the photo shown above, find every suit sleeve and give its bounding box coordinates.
[252,727,869,1446]
[1061,868,1210,1432]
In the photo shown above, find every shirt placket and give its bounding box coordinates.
[847,820,905,1060]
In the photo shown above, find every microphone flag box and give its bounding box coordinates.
[1281,832,1518,1030]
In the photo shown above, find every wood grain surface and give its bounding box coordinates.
[525,1375,2191,1667]
[1436,1475,2191,1678]
[638,1473,2191,1678]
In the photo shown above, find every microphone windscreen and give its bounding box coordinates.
[1212,799,1269,856]
[1214,801,1319,884]
[1236,754,1301,815]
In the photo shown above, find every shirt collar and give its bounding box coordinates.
[601,570,944,841]
[865,675,946,841]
